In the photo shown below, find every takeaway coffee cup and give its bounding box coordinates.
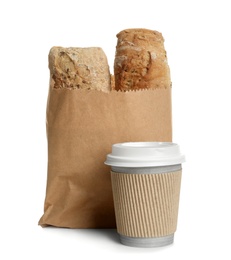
[105,142,185,248]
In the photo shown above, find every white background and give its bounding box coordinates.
[1,0,231,259]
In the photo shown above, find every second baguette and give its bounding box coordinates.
[114,28,171,91]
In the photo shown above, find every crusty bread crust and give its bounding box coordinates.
[49,47,111,92]
[114,28,171,91]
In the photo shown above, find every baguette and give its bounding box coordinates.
[49,46,111,92]
[114,28,171,91]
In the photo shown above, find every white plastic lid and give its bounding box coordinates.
[105,142,185,167]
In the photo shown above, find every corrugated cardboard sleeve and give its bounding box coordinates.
[39,88,172,228]
[111,170,182,237]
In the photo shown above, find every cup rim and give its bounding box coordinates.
[105,142,185,167]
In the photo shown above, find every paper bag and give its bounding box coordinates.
[39,87,172,228]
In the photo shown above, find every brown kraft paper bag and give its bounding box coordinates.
[39,87,172,228]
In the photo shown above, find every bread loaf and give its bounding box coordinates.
[49,47,111,92]
[114,28,171,91]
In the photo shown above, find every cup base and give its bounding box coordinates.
[119,233,174,248]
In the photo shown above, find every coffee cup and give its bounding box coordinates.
[105,142,185,248]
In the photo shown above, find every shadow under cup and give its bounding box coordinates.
[105,142,185,248]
